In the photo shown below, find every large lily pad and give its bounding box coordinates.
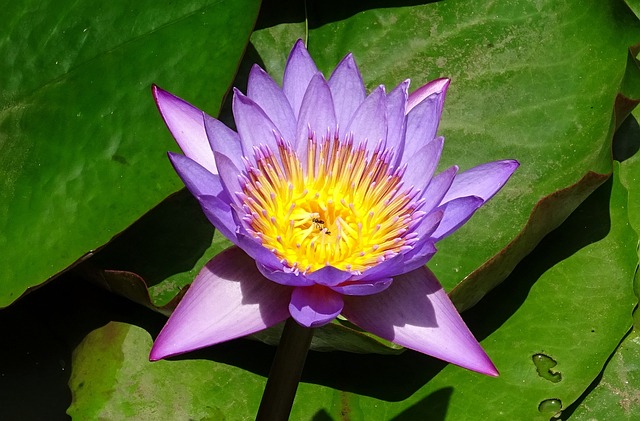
[565,108,640,420]
[569,329,640,420]
[0,0,261,308]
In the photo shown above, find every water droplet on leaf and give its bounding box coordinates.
[538,398,562,414]
[532,353,562,383]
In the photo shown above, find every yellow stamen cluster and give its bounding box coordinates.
[241,133,420,274]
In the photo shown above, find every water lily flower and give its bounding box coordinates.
[150,40,518,376]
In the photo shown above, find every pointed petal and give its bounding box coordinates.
[231,231,303,282]
[396,238,438,273]
[233,89,282,157]
[353,252,405,281]
[402,136,444,192]
[257,264,315,287]
[352,210,441,281]
[330,279,393,296]
[404,97,442,160]
[355,234,437,282]
[212,152,244,208]
[203,113,243,170]
[296,73,337,159]
[412,209,444,239]
[306,265,353,286]
[342,266,498,376]
[406,78,450,113]
[168,153,237,241]
[153,85,216,174]
[150,247,292,360]
[431,196,484,241]
[167,152,223,198]
[420,165,458,214]
[386,80,409,159]
[289,285,344,328]
[328,53,366,130]
[403,79,450,160]
[345,86,388,151]
[442,160,520,203]
[247,64,297,142]
[283,39,319,118]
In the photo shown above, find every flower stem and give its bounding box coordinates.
[256,318,314,421]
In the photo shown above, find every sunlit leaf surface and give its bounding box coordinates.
[0,0,261,307]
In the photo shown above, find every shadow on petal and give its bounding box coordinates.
[150,246,291,360]
[343,268,438,340]
[342,266,497,376]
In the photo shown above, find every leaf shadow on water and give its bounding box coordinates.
[612,112,640,163]
[88,189,215,290]
[0,271,169,420]
[464,110,638,344]
[254,0,442,32]
[551,113,640,421]
[463,174,613,343]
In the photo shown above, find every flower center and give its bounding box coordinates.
[241,132,421,274]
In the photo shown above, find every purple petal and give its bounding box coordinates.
[289,285,344,327]
[167,152,223,198]
[404,98,442,161]
[403,79,450,161]
[306,265,353,286]
[168,153,237,241]
[395,238,438,274]
[406,78,450,113]
[420,166,458,214]
[353,253,405,281]
[233,89,282,157]
[150,246,292,360]
[257,263,315,287]
[283,39,319,118]
[153,85,217,174]
[234,231,293,275]
[441,160,520,203]
[345,86,388,151]
[328,53,366,130]
[352,210,441,281]
[203,113,243,170]
[247,64,297,143]
[412,209,444,239]
[386,80,409,160]
[198,196,238,243]
[402,136,444,193]
[296,73,337,159]
[430,196,484,241]
[330,279,393,296]
[211,152,244,208]
[355,237,437,282]
[342,266,498,376]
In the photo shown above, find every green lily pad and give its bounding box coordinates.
[569,329,640,420]
[67,322,267,420]
[0,0,261,308]
[562,106,640,420]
